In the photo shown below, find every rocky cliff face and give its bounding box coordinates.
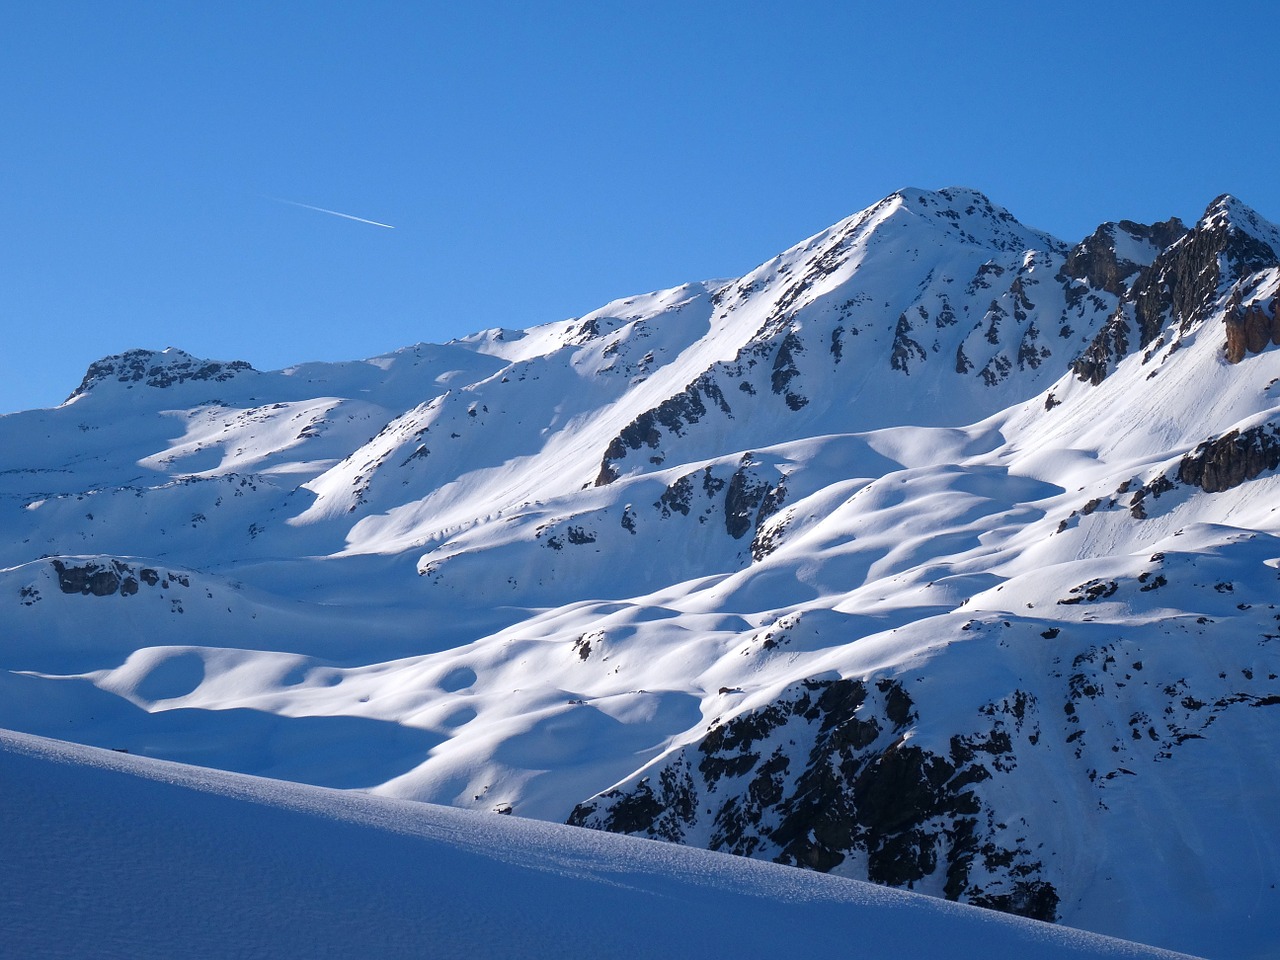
[1224,298,1280,363]
[1071,197,1280,385]
[569,676,1059,920]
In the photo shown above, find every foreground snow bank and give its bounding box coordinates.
[0,730,1194,960]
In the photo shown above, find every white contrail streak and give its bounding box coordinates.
[268,196,396,229]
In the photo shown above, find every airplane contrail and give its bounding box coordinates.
[267,196,396,229]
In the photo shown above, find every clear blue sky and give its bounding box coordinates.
[2,1,1276,413]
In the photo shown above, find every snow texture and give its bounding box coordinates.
[0,730,1198,960]
[4,186,1280,958]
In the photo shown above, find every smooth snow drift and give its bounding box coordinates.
[0,730,1197,960]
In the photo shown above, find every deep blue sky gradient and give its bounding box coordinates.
[3,1,1276,412]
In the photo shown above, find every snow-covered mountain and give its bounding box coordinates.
[5,186,1280,958]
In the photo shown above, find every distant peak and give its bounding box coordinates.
[897,185,997,208]
[66,347,256,402]
[1205,193,1252,219]
[1183,194,1280,275]
[855,186,1068,255]
[1200,194,1280,245]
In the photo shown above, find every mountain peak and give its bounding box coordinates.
[861,186,1068,256]
[66,347,256,403]
[1198,193,1280,260]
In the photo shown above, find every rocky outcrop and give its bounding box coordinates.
[1124,424,1280,513]
[1073,199,1280,384]
[70,349,254,399]
[594,375,732,485]
[568,677,1058,922]
[723,458,786,541]
[770,332,808,410]
[47,558,189,599]
[889,314,928,374]
[1177,424,1280,493]
[1057,219,1185,299]
[1070,309,1131,386]
[1224,300,1280,363]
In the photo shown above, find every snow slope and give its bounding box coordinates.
[0,730,1197,960]
[4,186,1280,957]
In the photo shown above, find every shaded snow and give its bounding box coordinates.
[0,730,1196,960]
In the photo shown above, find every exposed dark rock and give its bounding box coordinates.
[966,261,1006,295]
[829,326,844,362]
[750,506,791,562]
[978,353,1012,387]
[935,297,958,328]
[49,558,186,599]
[656,474,694,518]
[1057,219,1185,299]
[890,314,928,374]
[594,374,732,485]
[1073,200,1278,384]
[1015,322,1050,371]
[70,349,254,399]
[619,507,637,534]
[1177,424,1280,493]
[770,332,805,405]
[568,761,698,843]
[569,678,1056,922]
[723,466,766,540]
[51,559,120,596]
[970,882,1060,921]
[1127,474,1175,518]
[1071,310,1130,386]
[982,301,1006,345]
[1224,300,1280,363]
[723,459,786,541]
[1058,579,1119,605]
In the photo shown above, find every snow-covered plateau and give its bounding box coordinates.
[5,187,1280,958]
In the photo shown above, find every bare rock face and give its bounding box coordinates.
[69,349,254,399]
[1126,422,1280,516]
[1073,197,1279,384]
[890,314,928,375]
[594,375,732,485]
[723,457,786,541]
[568,677,1058,922]
[50,559,128,597]
[1177,424,1280,493]
[770,332,809,410]
[1058,219,1185,299]
[47,558,188,598]
[1071,309,1130,386]
[1224,300,1280,364]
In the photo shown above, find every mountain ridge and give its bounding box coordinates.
[5,186,1280,958]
